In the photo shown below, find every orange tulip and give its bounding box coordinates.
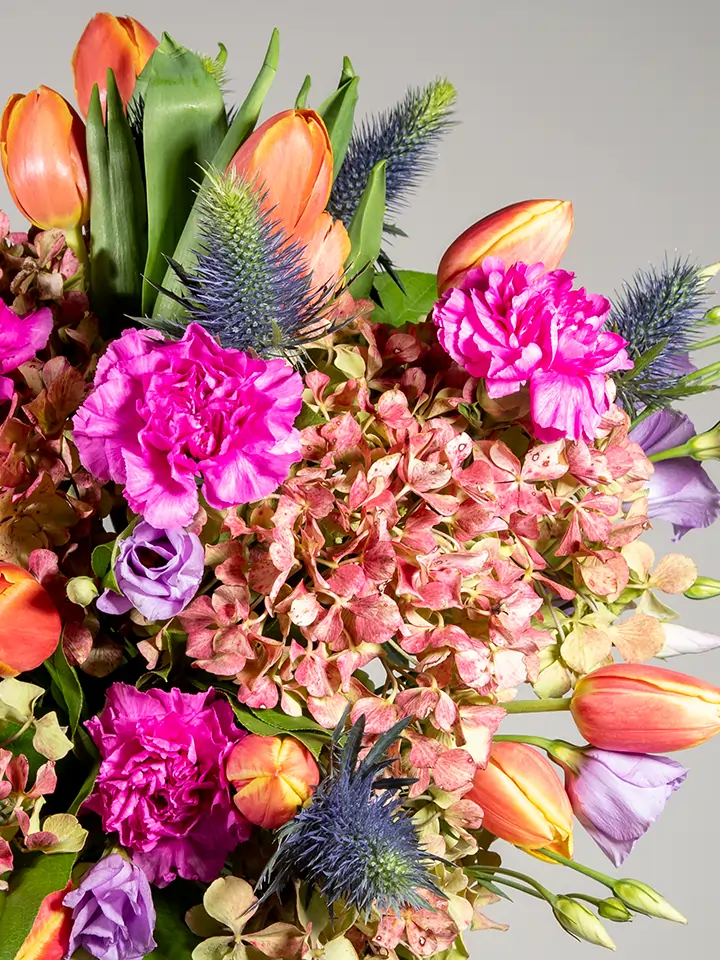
[437,199,574,293]
[226,734,321,830]
[571,662,720,753]
[14,883,73,960]
[0,563,62,677]
[228,110,350,293]
[1,87,89,231]
[72,13,158,118]
[467,741,573,857]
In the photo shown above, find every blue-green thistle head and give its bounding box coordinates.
[328,79,456,228]
[610,257,710,415]
[257,715,441,917]
[157,168,347,355]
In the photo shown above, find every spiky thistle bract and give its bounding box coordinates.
[149,168,345,355]
[610,257,710,415]
[256,715,441,917]
[328,79,456,228]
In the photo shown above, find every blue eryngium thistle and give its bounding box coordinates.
[154,168,343,355]
[257,715,441,917]
[610,258,709,414]
[328,79,456,227]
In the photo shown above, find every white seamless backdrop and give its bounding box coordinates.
[2,1,719,955]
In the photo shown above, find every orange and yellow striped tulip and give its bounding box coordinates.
[14,883,73,960]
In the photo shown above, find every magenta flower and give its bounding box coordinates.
[556,743,688,866]
[73,323,304,529]
[0,300,53,401]
[84,684,250,887]
[432,258,632,442]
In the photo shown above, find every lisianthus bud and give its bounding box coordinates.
[597,898,633,923]
[226,735,320,829]
[552,897,616,950]
[1,86,89,231]
[466,741,573,857]
[685,576,720,599]
[612,879,686,923]
[72,13,158,118]
[686,421,720,460]
[571,663,720,752]
[437,198,573,293]
[0,563,62,677]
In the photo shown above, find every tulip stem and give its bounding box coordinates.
[536,849,614,890]
[492,734,556,750]
[503,698,572,714]
[63,226,90,287]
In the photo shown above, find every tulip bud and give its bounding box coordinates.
[612,879,687,923]
[1,87,89,231]
[437,199,574,294]
[552,897,616,950]
[72,13,158,118]
[685,576,720,600]
[571,663,720,753]
[466,741,573,857]
[0,563,62,677]
[597,898,633,923]
[226,734,320,829]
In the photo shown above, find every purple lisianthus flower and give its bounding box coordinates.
[557,744,688,867]
[63,854,156,960]
[84,684,250,887]
[630,407,720,539]
[97,520,204,621]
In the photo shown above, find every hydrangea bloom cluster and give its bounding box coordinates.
[432,258,633,442]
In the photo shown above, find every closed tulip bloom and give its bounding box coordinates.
[437,199,573,293]
[226,735,320,830]
[228,110,350,292]
[1,87,89,231]
[72,13,158,118]
[553,742,688,866]
[571,663,720,753]
[467,741,573,857]
[0,563,62,677]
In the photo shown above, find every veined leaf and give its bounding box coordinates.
[152,28,280,321]
[0,853,76,959]
[45,646,83,738]
[372,270,438,326]
[140,34,228,315]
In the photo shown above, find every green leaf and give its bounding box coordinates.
[68,760,99,816]
[86,71,147,322]
[0,852,76,958]
[147,883,204,959]
[140,33,229,315]
[318,58,359,178]
[346,160,386,299]
[371,270,438,327]
[295,402,326,430]
[249,708,327,734]
[295,74,312,109]
[91,542,114,579]
[45,645,83,737]
[152,28,280,321]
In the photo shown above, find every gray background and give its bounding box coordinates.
[3,0,719,954]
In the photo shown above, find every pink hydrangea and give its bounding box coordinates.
[84,684,250,887]
[73,323,304,528]
[432,258,633,442]
[0,300,53,401]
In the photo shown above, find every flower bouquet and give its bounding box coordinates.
[2,11,720,960]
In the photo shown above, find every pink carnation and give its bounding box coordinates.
[0,300,53,401]
[73,323,304,528]
[432,258,633,442]
[84,683,250,887]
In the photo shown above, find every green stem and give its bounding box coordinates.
[503,698,572,714]
[486,867,556,903]
[472,873,545,901]
[689,333,720,351]
[536,848,614,890]
[0,715,34,749]
[492,734,556,750]
[630,404,660,429]
[63,225,90,284]
[683,359,720,385]
[649,443,693,462]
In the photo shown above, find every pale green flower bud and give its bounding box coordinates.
[552,897,616,950]
[685,577,720,600]
[597,898,633,923]
[613,880,687,923]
